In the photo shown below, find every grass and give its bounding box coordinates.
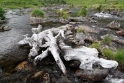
[101,34,112,45]
[103,48,114,59]
[76,27,87,34]
[90,43,101,52]
[62,11,69,19]
[103,48,124,70]
[78,5,87,17]
[66,0,124,11]
[0,0,42,9]
[0,7,5,20]
[31,8,44,17]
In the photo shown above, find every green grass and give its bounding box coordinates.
[66,0,124,11]
[0,7,5,20]
[0,0,42,9]
[31,8,44,17]
[103,48,114,59]
[101,35,112,45]
[90,43,101,52]
[62,11,69,19]
[78,5,87,17]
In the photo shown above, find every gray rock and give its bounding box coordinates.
[75,69,109,81]
[107,21,120,29]
[3,25,11,31]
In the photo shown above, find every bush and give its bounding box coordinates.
[101,35,112,45]
[31,9,44,17]
[78,5,87,17]
[0,7,5,20]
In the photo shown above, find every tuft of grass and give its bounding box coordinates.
[78,5,87,17]
[96,4,103,12]
[103,48,114,59]
[114,49,124,61]
[90,43,101,51]
[76,28,87,34]
[103,48,124,70]
[31,9,44,17]
[62,11,69,19]
[0,7,5,20]
[101,35,112,45]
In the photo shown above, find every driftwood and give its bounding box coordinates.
[18,24,118,75]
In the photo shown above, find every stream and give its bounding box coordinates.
[0,7,124,83]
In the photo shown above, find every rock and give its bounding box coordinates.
[30,17,51,25]
[59,18,69,24]
[69,16,88,22]
[0,25,11,31]
[0,20,6,23]
[15,61,32,71]
[0,46,29,70]
[107,21,120,29]
[116,30,124,36]
[26,71,50,83]
[3,25,11,31]
[75,69,109,82]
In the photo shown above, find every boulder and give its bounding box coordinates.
[116,30,124,36]
[3,25,11,31]
[69,16,88,22]
[30,17,51,25]
[75,69,109,81]
[26,71,50,83]
[59,18,69,24]
[0,25,11,31]
[107,21,120,29]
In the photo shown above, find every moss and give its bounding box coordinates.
[31,9,44,17]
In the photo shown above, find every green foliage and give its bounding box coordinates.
[103,48,114,59]
[31,9,44,17]
[96,4,103,12]
[78,5,87,17]
[0,7,5,20]
[101,35,112,45]
[62,11,69,19]
[114,49,124,61]
[90,43,101,51]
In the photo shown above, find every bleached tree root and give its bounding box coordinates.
[18,24,118,75]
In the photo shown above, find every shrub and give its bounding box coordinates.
[31,9,44,17]
[103,48,114,59]
[78,5,87,17]
[101,35,112,45]
[0,7,5,20]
